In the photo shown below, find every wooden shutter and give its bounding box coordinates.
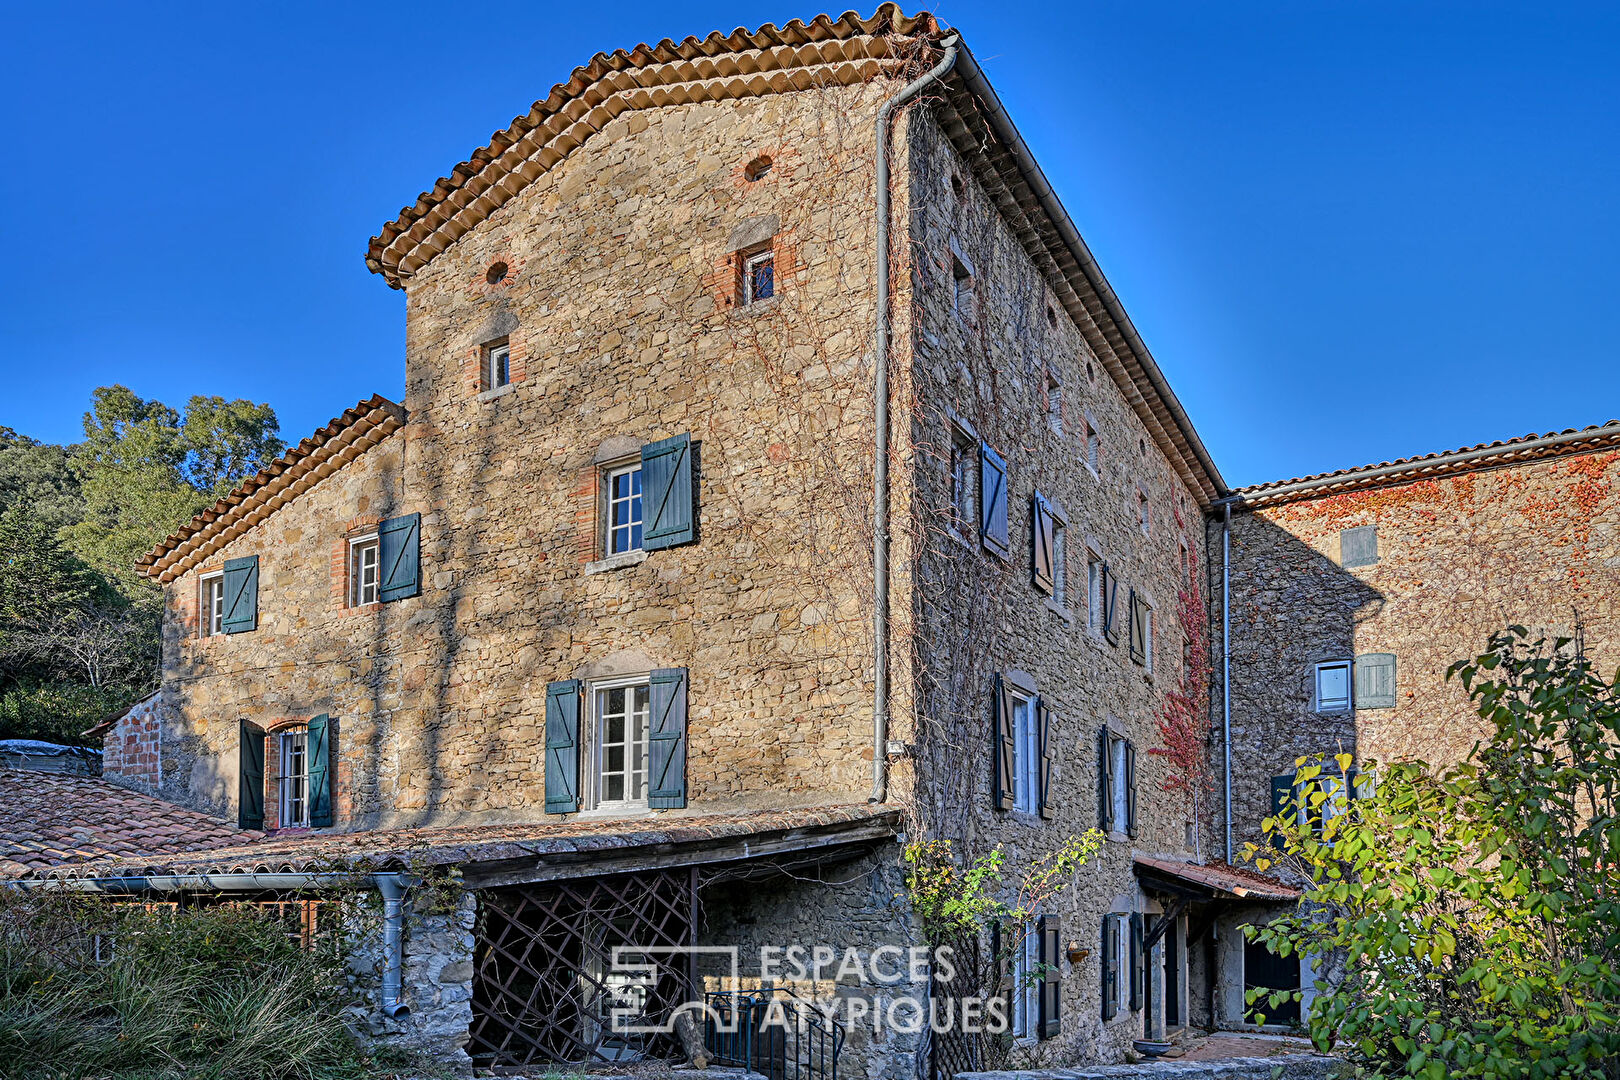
[221,555,258,634]
[1124,740,1137,837]
[378,513,421,602]
[308,713,335,827]
[992,673,1015,810]
[979,443,1009,559]
[1039,914,1061,1038]
[545,680,582,814]
[1129,912,1144,1012]
[1036,698,1055,820]
[1097,727,1114,832]
[648,667,689,808]
[238,719,265,830]
[642,434,696,550]
[1100,916,1118,1020]
[1340,525,1379,568]
[1270,774,1294,849]
[1128,588,1145,663]
[1354,653,1397,709]
[1101,564,1119,644]
[1031,493,1055,594]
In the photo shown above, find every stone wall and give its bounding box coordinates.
[1213,447,1620,852]
[347,889,478,1066]
[101,693,161,791]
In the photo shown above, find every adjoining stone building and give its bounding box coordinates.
[9,3,1610,1075]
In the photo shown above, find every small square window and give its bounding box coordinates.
[279,727,310,829]
[952,256,974,318]
[349,535,380,607]
[743,249,775,304]
[1045,374,1062,436]
[484,340,511,391]
[1085,418,1101,476]
[595,679,650,807]
[1340,525,1378,568]
[606,464,644,555]
[200,572,225,637]
[949,428,976,537]
[1315,660,1352,712]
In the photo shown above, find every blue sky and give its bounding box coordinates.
[1,1,1615,488]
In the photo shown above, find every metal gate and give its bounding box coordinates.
[469,868,696,1068]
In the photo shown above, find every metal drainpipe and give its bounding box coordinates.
[871,33,960,805]
[1222,502,1233,863]
[11,870,414,1018]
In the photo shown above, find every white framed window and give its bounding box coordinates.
[1087,554,1104,635]
[1010,920,1040,1037]
[743,248,775,304]
[199,571,225,637]
[1110,914,1130,1009]
[949,428,976,536]
[1110,735,1130,828]
[1012,690,1038,813]
[278,726,310,829]
[349,534,380,607]
[1085,417,1101,476]
[484,340,511,391]
[1052,522,1067,608]
[605,464,644,555]
[1315,660,1352,712]
[593,677,651,809]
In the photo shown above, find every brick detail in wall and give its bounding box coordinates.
[102,695,162,792]
[331,515,384,615]
[701,229,805,313]
[461,332,529,397]
[572,464,601,564]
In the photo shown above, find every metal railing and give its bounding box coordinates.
[705,987,845,1080]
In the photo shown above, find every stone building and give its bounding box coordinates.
[9,3,1609,1075]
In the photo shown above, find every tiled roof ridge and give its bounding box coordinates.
[137,394,406,582]
[1233,419,1620,507]
[367,4,940,287]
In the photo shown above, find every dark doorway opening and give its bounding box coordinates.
[1242,936,1300,1026]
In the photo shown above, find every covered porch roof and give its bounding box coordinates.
[1133,855,1301,905]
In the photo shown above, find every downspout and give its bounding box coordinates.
[12,870,414,1018]
[871,33,960,805]
[1222,503,1233,863]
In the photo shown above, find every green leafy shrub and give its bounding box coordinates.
[1246,627,1620,1079]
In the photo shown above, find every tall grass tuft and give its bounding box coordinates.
[0,889,404,1080]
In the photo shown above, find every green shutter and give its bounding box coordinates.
[1098,727,1114,832]
[1031,493,1055,593]
[642,435,696,550]
[1039,913,1061,1039]
[308,713,334,827]
[378,513,421,602]
[1354,653,1397,709]
[238,720,265,830]
[1101,915,1118,1020]
[1128,912,1144,1012]
[1036,699,1055,820]
[1270,774,1295,849]
[1124,740,1137,837]
[979,443,1009,559]
[545,680,582,814]
[648,667,689,808]
[992,673,1015,810]
[1340,525,1379,568]
[221,556,258,634]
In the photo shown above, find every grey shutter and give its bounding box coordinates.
[1100,916,1118,1020]
[1128,912,1144,1012]
[1340,525,1379,568]
[642,434,696,550]
[992,673,1015,810]
[648,667,689,808]
[1270,774,1294,849]
[545,680,582,814]
[1031,493,1055,594]
[1102,564,1120,644]
[308,713,334,827]
[979,443,1009,559]
[1097,727,1114,832]
[238,719,265,830]
[1354,653,1397,709]
[1124,740,1137,837]
[221,555,258,634]
[378,513,421,602]
[1039,913,1061,1039]
[1036,698,1055,820]
[1128,588,1145,663]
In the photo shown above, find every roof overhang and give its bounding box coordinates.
[1134,855,1300,904]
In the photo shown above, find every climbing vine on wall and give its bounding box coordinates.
[1147,547,1214,859]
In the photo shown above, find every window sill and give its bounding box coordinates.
[478,384,515,404]
[570,805,657,821]
[585,550,648,575]
[732,295,782,318]
[1044,597,1073,625]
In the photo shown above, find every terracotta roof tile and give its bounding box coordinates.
[137,395,405,582]
[1134,855,1301,903]
[0,769,261,879]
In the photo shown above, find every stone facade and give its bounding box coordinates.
[1214,446,1620,854]
[101,692,160,790]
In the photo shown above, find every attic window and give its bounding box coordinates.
[1046,305,1058,330]
[1086,361,1096,383]
[485,261,508,286]
[745,156,773,181]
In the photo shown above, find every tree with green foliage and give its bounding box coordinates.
[1247,626,1620,1080]
[0,426,82,532]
